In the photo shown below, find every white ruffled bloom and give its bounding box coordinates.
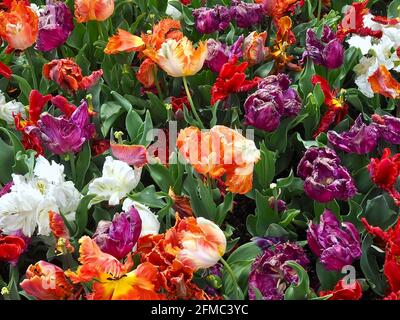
[354,57,379,98]
[0,91,25,125]
[88,156,142,206]
[348,14,400,97]
[122,198,160,236]
[0,156,81,236]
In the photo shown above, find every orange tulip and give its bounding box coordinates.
[136,58,157,88]
[0,1,38,50]
[74,0,114,23]
[104,28,144,54]
[255,0,303,20]
[104,19,182,55]
[164,215,226,270]
[368,65,400,99]
[243,31,268,66]
[177,125,261,194]
[20,261,75,300]
[65,236,164,300]
[143,37,207,77]
[268,16,301,72]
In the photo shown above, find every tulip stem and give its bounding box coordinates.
[69,152,76,182]
[182,76,204,128]
[25,49,38,90]
[317,0,322,21]
[220,257,243,299]
[153,68,164,100]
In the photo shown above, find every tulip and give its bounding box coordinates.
[35,101,95,155]
[93,207,142,260]
[143,37,207,78]
[165,216,226,270]
[301,26,344,69]
[297,147,357,203]
[65,236,164,299]
[232,0,263,28]
[307,209,362,271]
[20,261,75,300]
[248,238,309,300]
[193,5,233,34]
[372,114,400,144]
[327,115,379,154]
[88,156,142,206]
[36,1,74,52]
[243,31,268,66]
[43,58,103,93]
[0,234,26,265]
[368,148,400,206]
[177,125,261,194]
[211,56,261,105]
[0,1,38,50]
[74,0,114,23]
[244,74,301,131]
[319,279,363,300]
[205,37,243,73]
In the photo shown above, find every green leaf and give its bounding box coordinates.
[75,142,91,190]
[138,110,154,146]
[363,195,397,230]
[360,235,387,296]
[12,74,32,104]
[74,195,96,237]
[222,242,261,299]
[100,101,124,136]
[254,143,276,190]
[126,108,144,143]
[316,261,342,291]
[284,261,313,300]
[129,185,167,208]
[298,59,316,99]
[246,190,280,237]
[146,163,174,193]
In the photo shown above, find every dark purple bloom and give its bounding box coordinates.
[232,0,263,28]
[372,114,400,144]
[244,74,302,131]
[268,197,287,213]
[35,1,74,52]
[297,147,357,203]
[301,26,344,69]
[307,209,362,271]
[34,101,95,155]
[193,6,233,34]
[93,207,142,260]
[205,36,243,73]
[328,115,379,154]
[248,238,309,300]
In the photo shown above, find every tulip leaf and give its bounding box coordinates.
[74,194,96,237]
[284,261,314,300]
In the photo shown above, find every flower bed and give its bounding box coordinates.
[0,0,400,301]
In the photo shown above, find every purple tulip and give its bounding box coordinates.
[307,209,362,271]
[193,5,233,34]
[35,1,74,52]
[93,207,142,260]
[372,114,400,144]
[249,238,309,300]
[205,36,243,73]
[35,101,95,155]
[297,147,357,203]
[301,26,344,69]
[231,0,263,28]
[244,74,302,132]
[268,197,287,213]
[328,115,379,154]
